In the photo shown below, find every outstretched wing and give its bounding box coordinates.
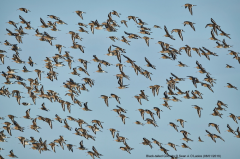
[171,73,178,78]
[164,25,169,35]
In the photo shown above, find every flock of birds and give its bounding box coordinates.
[0,3,240,159]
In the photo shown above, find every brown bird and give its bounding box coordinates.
[181,143,191,150]
[235,127,240,138]
[55,114,62,123]
[227,124,236,135]
[192,105,203,118]
[137,109,145,120]
[225,83,238,90]
[22,109,33,120]
[40,103,49,111]
[49,142,58,153]
[45,117,53,129]
[110,94,121,104]
[47,15,59,20]
[119,114,128,124]
[162,101,172,110]
[208,123,220,133]
[78,27,88,34]
[17,8,30,13]
[169,122,179,132]
[121,36,130,45]
[135,121,144,126]
[145,118,158,127]
[75,11,86,20]
[55,44,65,54]
[164,26,175,40]
[177,119,186,128]
[96,63,107,73]
[100,95,111,107]
[30,118,41,132]
[229,113,238,124]
[211,108,223,118]
[183,3,196,15]
[8,150,18,158]
[121,20,128,27]
[141,138,153,149]
[171,29,184,41]
[63,119,72,131]
[120,146,131,154]
[166,142,179,151]
[198,136,204,142]
[153,107,162,119]
[92,146,102,158]
[183,21,195,31]
[134,95,142,105]
[109,128,119,138]
[201,83,214,92]
[81,102,92,111]
[92,120,104,129]
[142,36,153,47]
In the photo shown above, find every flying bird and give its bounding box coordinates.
[183,3,197,15]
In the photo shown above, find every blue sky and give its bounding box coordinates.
[0,0,240,159]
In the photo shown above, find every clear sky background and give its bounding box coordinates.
[0,0,240,159]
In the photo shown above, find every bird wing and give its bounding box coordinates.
[80,140,84,147]
[32,118,37,126]
[145,57,151,65]
[97,63,102,71]
[6,28,13,34]
[197,108,201,117]
[83,102,88,109]
[26,109,30,117]
[178,31,183,41]
[170,35,175,40]
[104,97,109,107]
[145,38,149,47]
[19,15,27,23]
[189,6,193,15]
[211,18,217,25]
[206,130,211,134]
[124,31,131,35]
[164,26,170,35]
[90,25,94,34]
[171,73,178,78]
[190,22,195,31]
[40,18,47,26]
[222,39,227,46]
[211,30,216,38]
